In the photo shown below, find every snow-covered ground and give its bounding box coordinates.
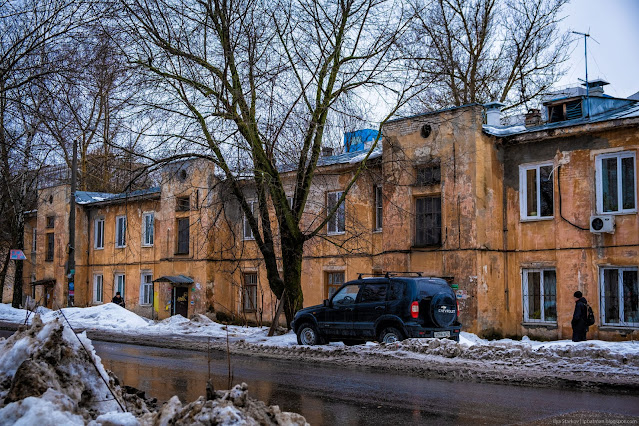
[0,312,308,425]
[2,303,639,391]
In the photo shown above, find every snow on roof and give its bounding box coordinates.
[75,187,161,205]
[483,101,639,137]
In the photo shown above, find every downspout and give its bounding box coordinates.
[501,144,509,313]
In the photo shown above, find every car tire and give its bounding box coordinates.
[342,339,359,346]
[296,323,322,345]
[378,326,404,344]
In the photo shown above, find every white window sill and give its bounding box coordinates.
[327,231,346,236]
[115,245,126,249]
[94,247,104,250]
[373,229,382,234]
[599,325,639,330]
[521,321,557,328]
[520,216,554,222]
[596,210,637,216]
[93,301,103,305]
[142,244,154,248]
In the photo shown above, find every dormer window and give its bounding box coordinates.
[548,99,583,123]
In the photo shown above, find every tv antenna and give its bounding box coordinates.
[572,31,599,118]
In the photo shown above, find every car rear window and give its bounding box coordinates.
[360,284,387,303]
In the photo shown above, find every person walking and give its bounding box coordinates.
[571,291,588,342]
[112,292,126,308]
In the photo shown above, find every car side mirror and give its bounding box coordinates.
[323,299,329,307]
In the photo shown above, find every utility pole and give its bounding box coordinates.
[67,137,78,306]
[572,31,590,117]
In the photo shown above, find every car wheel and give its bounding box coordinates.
[342,339,359,346]
[378,326,403,344]
[297,323,321,345]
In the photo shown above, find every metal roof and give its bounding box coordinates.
[277,148,382,173]
[152,275,194,284]
[483,101,639,138]
[75,187,161,205]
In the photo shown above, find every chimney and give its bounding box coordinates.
[321,147,334,157]
[582,78,609,97]
[484,102,506,126]
[525,109,543,128]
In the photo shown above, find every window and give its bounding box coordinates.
[360,284,387,303]
[243,201,256,240]
[326,271,345,299]
[115,216,126,248]
[115,273,125,296]
[93,274,103,303]
[522,269,557,323]
[46,216,55,228]
[176,217,189,254]
[243,273,258,312]
[327,191,345,234]
[519,163,554,220]
[140,273,153,305]
[32,228,37,252]
[416,163,441,186]
[142,212,154,246]
[415,196,441,246]
[596,152,636,214]
[374,186,383,231]
[176,196,190,212]
[94,217,104,249]
[332,284,361,306]
[548,100,582,123]
[600,267,638,327]
[45,233,54,261]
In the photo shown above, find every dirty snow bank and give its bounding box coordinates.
[0,316,308,425]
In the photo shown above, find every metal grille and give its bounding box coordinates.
[415,196,441,246]
[176,218,189,254]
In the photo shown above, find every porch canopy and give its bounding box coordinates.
[152,275,193,285]
[31,279,56,287]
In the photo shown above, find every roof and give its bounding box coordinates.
[277,147,382,173]
[386,103,481,124]
[75,187,161,206]
[483,101,639,138]
[152,275,194,284]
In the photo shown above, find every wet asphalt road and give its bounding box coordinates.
[90,340,639,425]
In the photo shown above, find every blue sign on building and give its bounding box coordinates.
[344,129,380,152]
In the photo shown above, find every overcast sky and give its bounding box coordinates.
[558,0,639,98]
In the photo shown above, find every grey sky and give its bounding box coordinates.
[558,0,639,98]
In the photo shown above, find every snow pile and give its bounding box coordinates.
[0,316,308,425]
[140,383,308,426]
[40,304,152,331]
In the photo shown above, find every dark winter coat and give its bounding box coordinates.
[112,295,125,308]
[571,296,588,342]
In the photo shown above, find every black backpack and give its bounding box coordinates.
[586,304,595,326]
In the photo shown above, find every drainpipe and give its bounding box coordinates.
[67,137,78,307]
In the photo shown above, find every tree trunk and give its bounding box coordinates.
[280,232,304,327]
[11,219,24,308]
[0,250,10,303]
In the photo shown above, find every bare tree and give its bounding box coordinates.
[0,0,93,306]
[121,0,417,323]
[405,0,570,112]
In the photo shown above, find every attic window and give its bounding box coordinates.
[548,100,582,123]
[415,162,441,186]
[176,196,190,212]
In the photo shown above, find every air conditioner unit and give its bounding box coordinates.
[590,215,615,233]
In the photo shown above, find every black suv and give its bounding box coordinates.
[292,273,461,345]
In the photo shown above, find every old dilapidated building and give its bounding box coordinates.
[21,82,639,340]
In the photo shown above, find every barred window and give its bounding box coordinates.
[243,273,258,312]
[601,267,638,327]
[522,269,557,323]
[415,196,441,246]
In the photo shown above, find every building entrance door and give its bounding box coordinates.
[172,286,188,317]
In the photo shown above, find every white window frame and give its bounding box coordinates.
[115,215,127,248]
[142,212,154,247]
[522,268,557,324]
[327,191,345,235]
[140,272,153,306]
[374,185,383,231]
[94,217,105,249]
[600,266,639,328]
[595,151,637,214]
[243,200,256,240]
[115,273,125,296]
[519,162,554,221]
[93,274,103,304]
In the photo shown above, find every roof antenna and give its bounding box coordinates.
[572,30,599,118]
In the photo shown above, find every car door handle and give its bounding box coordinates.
[375,306,384,310]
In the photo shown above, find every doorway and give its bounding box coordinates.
[172,286,188,317]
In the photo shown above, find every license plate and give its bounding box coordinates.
[434,331,450,338]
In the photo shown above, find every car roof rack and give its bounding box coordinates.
[357,271,423,280]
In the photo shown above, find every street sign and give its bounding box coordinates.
[10,249,26,260]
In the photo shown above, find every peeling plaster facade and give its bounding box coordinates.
[21,103,639,341]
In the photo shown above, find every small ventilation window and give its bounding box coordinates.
[548,100,583,123]
[176,196,190,212]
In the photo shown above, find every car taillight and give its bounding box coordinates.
[456,299,460,317]
[410,301,419,318]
